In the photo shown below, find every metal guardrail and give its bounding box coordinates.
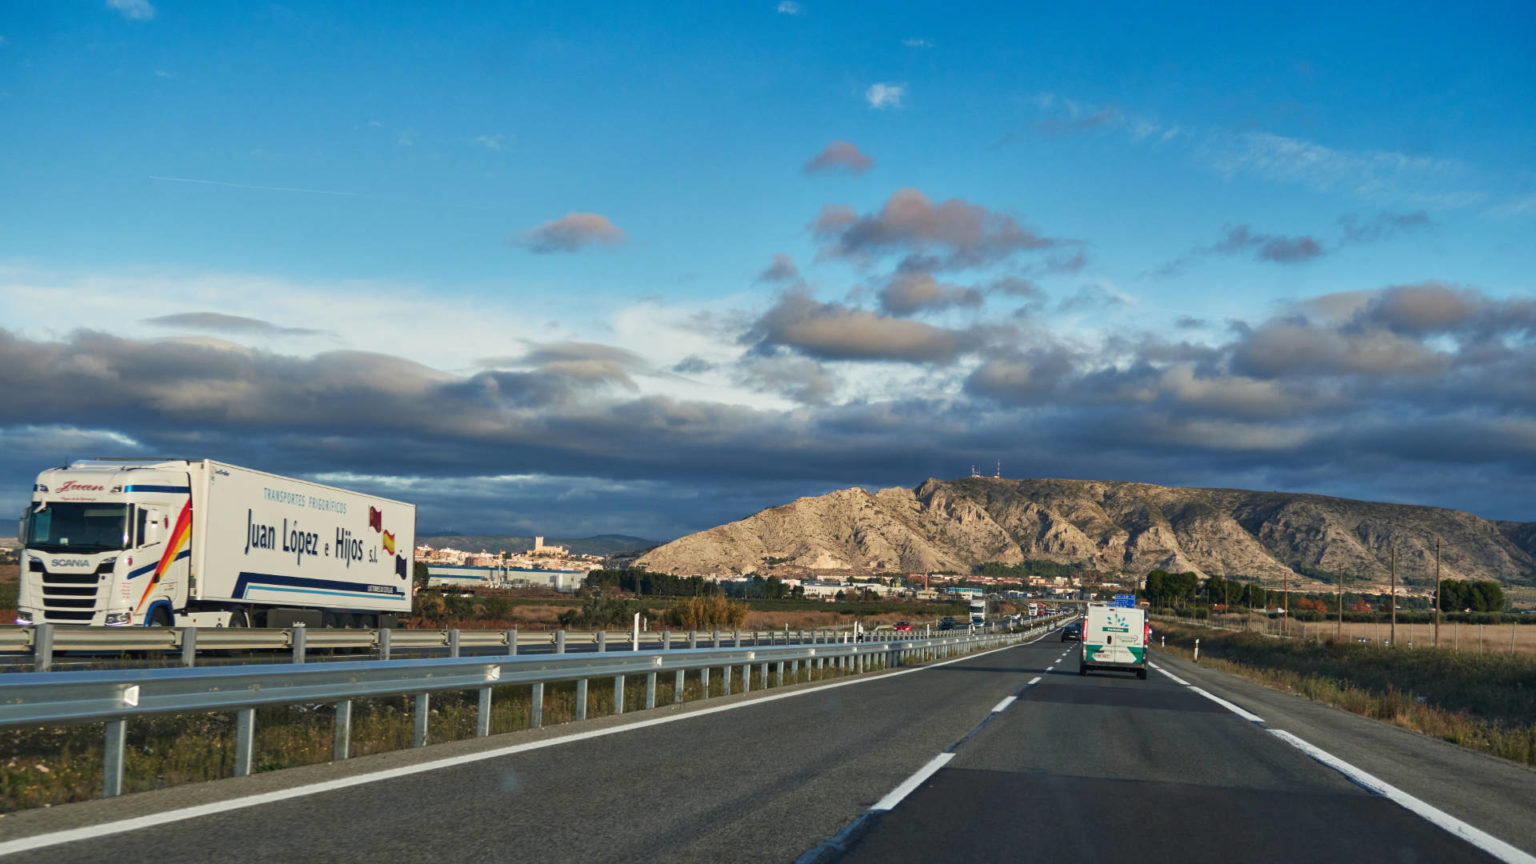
[0,617,1067,799]
[0,620,1047,671]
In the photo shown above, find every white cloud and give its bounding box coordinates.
[777,1,802,14]
[106,0,155,21]
[865,83,905,110]
[474,134,509,151]
[902,38,932,48]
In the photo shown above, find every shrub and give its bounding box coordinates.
[661,595,749,630]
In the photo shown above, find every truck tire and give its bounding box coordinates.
[227,608,249,628]
[1137,667,1148,680]
[1078,664,1087,676]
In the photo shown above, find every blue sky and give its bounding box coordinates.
[1,1,1533,540]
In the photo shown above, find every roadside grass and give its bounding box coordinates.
[1156,623,1536,768]
[0,638,916,813]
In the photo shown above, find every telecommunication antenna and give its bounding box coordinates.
[994,461,1001,478]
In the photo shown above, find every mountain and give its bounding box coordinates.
[418,534,656,558]
[637,477,1536,592]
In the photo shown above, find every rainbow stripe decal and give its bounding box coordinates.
[136,500,192,616]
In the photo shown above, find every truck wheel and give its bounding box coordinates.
[1137,667,1148,680]
[227,608,249,628]
[1078,665,1087,676]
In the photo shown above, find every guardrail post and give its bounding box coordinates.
[477,686,492,737]
[334,700,352,760]
[33,623,53,673]
[556,630,566,654]
[449,629,461,658]
[414,693,430,746]
[760,661,769,689]
[291,626,307,664]
[531,682,544,728]
[235,708,255,776]
[576,678,589,721]
[753,630,759,647]
[103,719,126,797]
[741,662,750,694]
[645,670,657,709]
[180,627,197,667]
[723,663,732,695]
[712,630,720,649]
[598,630,607,652]
[791,658,800,681]
[776,660,784,687]
[614,673,626,715]
[508,628,518,656]
[733,630,740,648]
[378,627,391,661]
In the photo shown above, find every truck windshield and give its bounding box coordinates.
[24,503,131,553]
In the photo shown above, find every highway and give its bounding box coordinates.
[1,626,1532,863]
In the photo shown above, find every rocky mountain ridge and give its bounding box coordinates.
[637,477,1536,593]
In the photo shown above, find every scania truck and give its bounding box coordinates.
[17,459,415,628]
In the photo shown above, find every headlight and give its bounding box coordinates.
[14,614,32,626]
[104,612,131,626]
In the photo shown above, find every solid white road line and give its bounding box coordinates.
[0,634,1052,859]
[991,696,1016,713]
[1156,659,1535,864]
[870,753,954,812]
[1189,686,1265,723]
[1269,729,1536,864]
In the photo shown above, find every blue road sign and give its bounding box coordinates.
[1113,593,1136,608]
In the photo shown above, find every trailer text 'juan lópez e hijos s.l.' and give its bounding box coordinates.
[17,459,415,628]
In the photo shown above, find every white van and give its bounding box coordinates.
[1078,604,1148,679]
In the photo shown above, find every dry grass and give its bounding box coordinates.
[1157,622,1536,767]
[1175,612,1536,656]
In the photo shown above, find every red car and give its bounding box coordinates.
[894,621,913,631]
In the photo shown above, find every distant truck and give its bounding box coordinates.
[969,597,987,626]
[1078,604,1149,679]
[17,459,415,628]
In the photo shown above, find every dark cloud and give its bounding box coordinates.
[1175,316,1206,329]
[1029,104,1122,138]
[877,271,984,316]
[746,291,966,363]
[757,253,801,284]
[1057,284,1130,313]
[515,212,626,254]
[1339,210,1432,244]
[802,141,874,176]
[1211,225,1325,263]
[671,355,714,375]
[143,312,321,336]
[3,279,1533,539]
[812,188,1063,271]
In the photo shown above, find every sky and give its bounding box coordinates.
[1,1,1533,541]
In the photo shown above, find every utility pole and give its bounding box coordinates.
[1337,570,1344,640]
[1283,570,1289,636]
[1390,546,1397,648]
[1434,538,1441,648]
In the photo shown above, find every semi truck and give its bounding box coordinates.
[1078,604,1149,679]
[17,459,415,628]
[969,597,987,626]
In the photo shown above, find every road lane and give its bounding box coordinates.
[0,630,1067,863]
[837,648,1514,863]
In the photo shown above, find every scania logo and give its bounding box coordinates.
[58,481,105,492]
[51,558,90,568]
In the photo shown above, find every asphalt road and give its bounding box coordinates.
[2,630,1531,863]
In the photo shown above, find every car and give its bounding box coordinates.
[938,617,957,631]
[1060,623,1082,642]
[893,621,912,631]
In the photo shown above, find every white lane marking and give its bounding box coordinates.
[991,696,1016,713]
[1189,686,1264,723]
[0,633,1056,858]
[871,752,954,812]
[1158,658,1535,864]
[1027,676,1042,685]
[1269,729,1536,864]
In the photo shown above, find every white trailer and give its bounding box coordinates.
[17,459,415,628]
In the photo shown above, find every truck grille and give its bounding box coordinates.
[39,569,101,623]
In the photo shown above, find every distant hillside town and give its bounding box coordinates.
[414,536,605,592]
